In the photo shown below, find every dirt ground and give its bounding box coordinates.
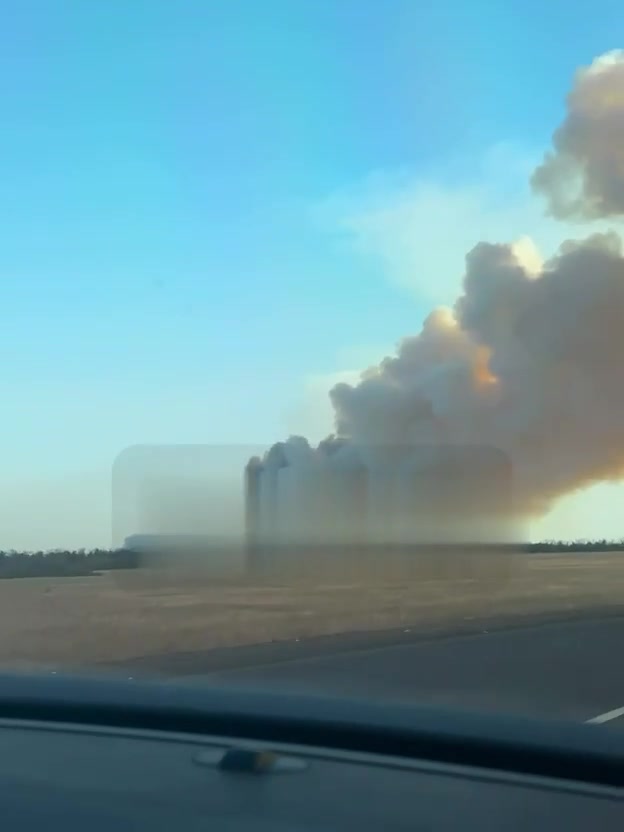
[0,551,622,671]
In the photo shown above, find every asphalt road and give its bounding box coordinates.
[180,615,624,725]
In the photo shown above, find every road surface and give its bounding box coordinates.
[172,614,624,725]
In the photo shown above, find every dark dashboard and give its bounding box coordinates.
[0,673,621,830]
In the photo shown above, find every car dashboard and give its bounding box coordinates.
[0,673,621,831]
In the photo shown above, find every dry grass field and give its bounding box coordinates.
[0,550,622,672]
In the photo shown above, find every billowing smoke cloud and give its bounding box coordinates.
[331,231,624,516]
[532,50,624,219]
[254,51,624,539]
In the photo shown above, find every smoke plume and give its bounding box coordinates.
[532,50,624,219]
[257,51,624,530]
[331,231,624,516]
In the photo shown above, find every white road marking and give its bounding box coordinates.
[586,706,624,725]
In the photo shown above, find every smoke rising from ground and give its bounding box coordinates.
[258,51,624,528]
[532,50,624,219]
[331,231,624,516]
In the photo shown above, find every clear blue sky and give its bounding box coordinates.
[0,0,621,548]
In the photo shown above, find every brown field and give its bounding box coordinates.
[0,551,623,672]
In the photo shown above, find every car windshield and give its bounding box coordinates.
[1,0,624,728]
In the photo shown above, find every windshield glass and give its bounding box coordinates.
[2,0,624,728]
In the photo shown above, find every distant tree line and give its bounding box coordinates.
[0,548,139,579]
[0,539,621,580]
[524,539,624,553]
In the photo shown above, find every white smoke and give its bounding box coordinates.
[256,51,624,532]
[532,50,624,219]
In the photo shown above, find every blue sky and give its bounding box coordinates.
[0,0,622,548]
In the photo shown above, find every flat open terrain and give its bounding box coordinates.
[0,550,623,672]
